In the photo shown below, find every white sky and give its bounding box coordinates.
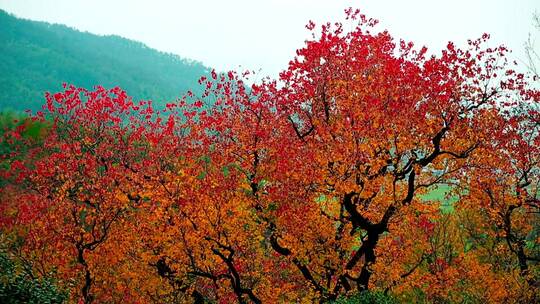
[1,0,539,78]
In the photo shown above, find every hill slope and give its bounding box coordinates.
[0,9,210,111]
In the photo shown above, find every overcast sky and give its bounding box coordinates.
[1,0,539,78]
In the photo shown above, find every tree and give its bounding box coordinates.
[457,96,540,301]
[0,85,179,303]
[191,8,534,300]
[1,7,539,303]
[525,12,540,79]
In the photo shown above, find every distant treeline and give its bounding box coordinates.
[0,9,210,112]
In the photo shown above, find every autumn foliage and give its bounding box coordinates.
[1,8,539,303]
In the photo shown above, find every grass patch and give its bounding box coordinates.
[421,184,459,213]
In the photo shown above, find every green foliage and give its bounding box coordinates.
[0,111,50,138]
[0,112,49,187]
[331,291,398,304]
[395,287,484,304]
[0,112,49,154]
[0,9,210,112]
[0,252,67,304]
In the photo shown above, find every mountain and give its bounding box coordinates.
[0,9,210,112]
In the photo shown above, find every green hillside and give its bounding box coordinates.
[0,9,210,112]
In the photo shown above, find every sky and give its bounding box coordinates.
[1,0,539,78]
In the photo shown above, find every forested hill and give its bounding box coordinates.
[0,9,210,112]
